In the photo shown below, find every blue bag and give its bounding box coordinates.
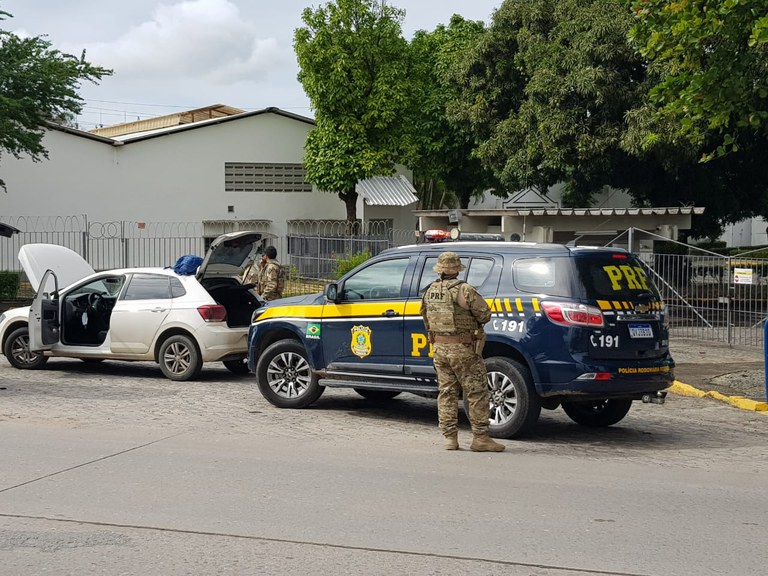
[171,255,203,275]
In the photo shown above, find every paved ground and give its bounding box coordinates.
[670,338,766,402]
[0,343,767,575]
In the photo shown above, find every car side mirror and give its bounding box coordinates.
[325,283,339,302]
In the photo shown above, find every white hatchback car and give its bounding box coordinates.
[0,231,264,380]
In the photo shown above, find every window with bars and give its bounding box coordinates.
[225,163,312,193]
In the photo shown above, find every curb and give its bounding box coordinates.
[669,381,768,413]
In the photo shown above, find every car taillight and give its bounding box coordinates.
[576,373,612,380]
[197,305,227,323]
[541,301,604,328]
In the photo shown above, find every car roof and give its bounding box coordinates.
[381,242,627,257]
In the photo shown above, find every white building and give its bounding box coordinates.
[0,106,418,256]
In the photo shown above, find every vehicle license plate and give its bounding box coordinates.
[628,323,653,339]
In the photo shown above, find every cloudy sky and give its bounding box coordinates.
[3,0,500,130]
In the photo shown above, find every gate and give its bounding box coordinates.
[607,228,767,347]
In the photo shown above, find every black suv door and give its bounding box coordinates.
[404,252,501,377]
[321,255,414,375]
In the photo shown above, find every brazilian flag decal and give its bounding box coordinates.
[306,323,321,339]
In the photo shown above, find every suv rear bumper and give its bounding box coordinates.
[536,357,674,398]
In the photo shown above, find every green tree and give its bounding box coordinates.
[405,16,501,209]
[0,8,111,191]
[448,0,766,237]
[453,0,649,206]
[294,0,410,224]
[629,0,768,159]
[623,0,768,236]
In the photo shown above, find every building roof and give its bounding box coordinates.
[414,207,705,217]
[357,175,418,206]
[47,107,316,145]
[88,104,246,138]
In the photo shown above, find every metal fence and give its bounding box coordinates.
[3,217,765,349]
[286,220,416,280]
[0,215,206,274]
[608,229,768,348]
[0,215,415,299]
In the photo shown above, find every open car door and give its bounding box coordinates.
[29,269,61,351]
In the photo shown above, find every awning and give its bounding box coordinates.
[357,175,418,206]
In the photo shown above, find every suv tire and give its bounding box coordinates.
[256,339,325,408]
[470,357,541,439]
[561,398,632,427]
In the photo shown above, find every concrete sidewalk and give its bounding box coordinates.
[669,337,767,411]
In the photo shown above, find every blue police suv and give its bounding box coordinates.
[247,241,673,438]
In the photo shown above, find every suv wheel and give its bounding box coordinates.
[3,326,48,370]
[468,357,541,439]
[256,340,324,408]
[561,399,632,427]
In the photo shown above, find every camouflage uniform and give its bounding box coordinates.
[421,252,503,451]
[257,259,282,301]
[241,259,261,287]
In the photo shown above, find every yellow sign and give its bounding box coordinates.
[410,333,434,358]
[602,265,650,291]
[618,366,670,374]
[350,325,372,358]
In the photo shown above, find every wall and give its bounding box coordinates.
[1,113,347,240]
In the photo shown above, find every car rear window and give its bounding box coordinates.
[575,253,661,300]
[513,254,660,300]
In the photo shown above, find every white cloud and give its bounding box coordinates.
[65,0,290,84]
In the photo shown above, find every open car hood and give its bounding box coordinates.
[18,244,95,292]
[196,231,263,280]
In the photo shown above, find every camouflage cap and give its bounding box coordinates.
[433,251,465,274]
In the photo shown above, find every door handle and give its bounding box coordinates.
[381,310,400,317]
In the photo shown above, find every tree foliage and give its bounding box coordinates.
[629,0,768,159]
[294,0,410,223]
[405,16,500,209]
[0,9,111,191]
[452,0,649,206]
[623,0,768,236]
[446,0,768,237]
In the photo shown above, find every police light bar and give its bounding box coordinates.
[449,229,505,242]
[423,229,452,243]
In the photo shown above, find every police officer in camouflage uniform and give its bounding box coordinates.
[420,251,505,452]
[256,246,282,301]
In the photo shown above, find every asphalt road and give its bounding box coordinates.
[1,358,767,576]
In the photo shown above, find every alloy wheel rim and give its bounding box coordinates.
[267,351,311,398]
[11,334,37,364]
[164,342,191,375]
[487,370,517,425]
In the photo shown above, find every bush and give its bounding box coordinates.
[333,250,371,279]
[0,271,20,299]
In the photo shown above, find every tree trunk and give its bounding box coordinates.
[339,190,359,234]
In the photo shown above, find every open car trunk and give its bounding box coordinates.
[196,230,266,328]
[201,277,261,328]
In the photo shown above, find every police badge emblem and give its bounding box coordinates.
[350,325,372,358]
